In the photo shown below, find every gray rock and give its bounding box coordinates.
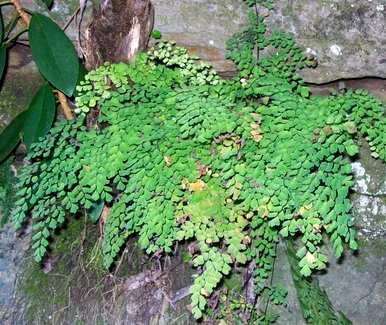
[0,224,29,324]
[318,238,386,325]
[6,0,386,83]
[271,242,306,325]
[152,0,386,83]
[351,143,386,239]
[265,0,386,83]
[0,45,43,132]
[151,0,248,75]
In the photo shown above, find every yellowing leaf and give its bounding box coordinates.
[200,288,210,297]
[312,224,321,233]
[306,252,316,265]
[262,96,270,105]
[189,180,206,192]
[260,205,269,218]
[299,204,312,216]
[242,235,251,245]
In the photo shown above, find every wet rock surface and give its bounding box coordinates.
[253,143,386,324]
[270,243,306,325]
[351,144,386,239]
[318,238,386,325]
[273,144,386,324]
[151,0,247,76]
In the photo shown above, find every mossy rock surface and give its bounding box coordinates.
[13,219,195,324]
[0,46,43,132]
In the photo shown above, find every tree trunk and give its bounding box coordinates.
[84,0,154,70]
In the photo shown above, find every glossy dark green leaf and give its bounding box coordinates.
[0,45,6,80]
[87,200,104,223]
[0,111,26,163]
[29,13,79,96]
[22,84,56,149]
[0,9,4,43]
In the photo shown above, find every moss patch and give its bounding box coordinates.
[0,159,16,226]
[18,216,158,324]
[19,218,104,323]
[0,47,43,131]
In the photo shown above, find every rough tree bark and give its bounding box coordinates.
[84,0,154,70]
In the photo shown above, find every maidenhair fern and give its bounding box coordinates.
[13,2,385,322]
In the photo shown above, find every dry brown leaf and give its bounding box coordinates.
[261,205,269,218]
[306,251,316,265]
[251,130,263,143]
[242,236,251,245]
[250,122,260,130]
[181,178,189,190]
[250,113,261,123]
[312,224,321,233]
[164,155,173,166]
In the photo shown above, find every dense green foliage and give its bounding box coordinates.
[12,3,385,322]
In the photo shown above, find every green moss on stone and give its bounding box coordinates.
[0,70,43,131]
[19,218,106,323]
[0,158,16,226]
